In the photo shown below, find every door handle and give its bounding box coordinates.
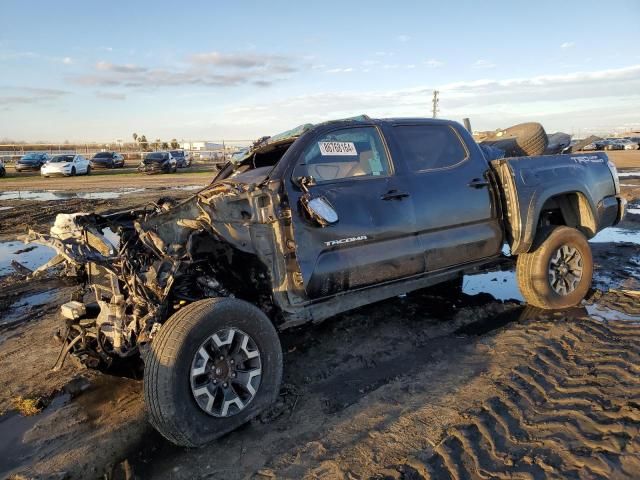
[380,190,410,201]
[468,178,489,189]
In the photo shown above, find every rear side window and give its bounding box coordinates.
[296,126,391,183]
[393,125,468,172]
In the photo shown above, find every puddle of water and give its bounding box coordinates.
[590,228,640,245]
[76,188,146,200]
[0,188,147,201]
[0,241,55,276]
[618,171,640,178]
[0,206,13,211]
[462,270,524,302]
[627,208,640,215]
[172,185,204,191]
[585,304,640,323]
[0,393,70,477]
[1,289,59,326]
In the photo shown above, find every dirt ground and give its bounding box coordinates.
[1,159,640,479]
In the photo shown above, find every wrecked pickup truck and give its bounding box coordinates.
[23,116,625,447]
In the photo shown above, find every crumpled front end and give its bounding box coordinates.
[23,184,272,371]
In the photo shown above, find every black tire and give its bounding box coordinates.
[86,165,91,175]
[0,167,5,178]
[481,122,548,157]
[516,226,593,309]
[144,297,283,447]
[71,167,76,176]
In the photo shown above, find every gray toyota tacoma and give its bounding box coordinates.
[24,116,625,447]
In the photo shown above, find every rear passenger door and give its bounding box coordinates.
[287,125,423,299]
[387,123,503,271]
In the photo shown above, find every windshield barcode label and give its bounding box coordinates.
[319,142,357,156]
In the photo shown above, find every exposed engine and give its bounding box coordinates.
[22,185,275,371]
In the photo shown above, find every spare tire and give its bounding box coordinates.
[480,122,548,157]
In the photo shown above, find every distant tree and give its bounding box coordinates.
[132,133,138,142]
[170,138,180,149]
[161,142,169,150]
[138,135,149,151]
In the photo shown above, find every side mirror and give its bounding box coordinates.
[301,194,338,226]
[293,175,317,191]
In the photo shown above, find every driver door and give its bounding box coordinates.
[287,125,423,299]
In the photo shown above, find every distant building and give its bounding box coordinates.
[180,141,224,151]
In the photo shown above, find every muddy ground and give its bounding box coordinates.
[1,163,640,479]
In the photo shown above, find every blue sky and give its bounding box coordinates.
[1,0,639,142]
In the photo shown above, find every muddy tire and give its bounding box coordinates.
[481,122,548,157]
[144,297,282,447]
[516,226,593,309]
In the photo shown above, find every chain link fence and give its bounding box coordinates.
[0,140,253,165]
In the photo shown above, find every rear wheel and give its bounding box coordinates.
[144,297,282,447]
[516,226,593,309]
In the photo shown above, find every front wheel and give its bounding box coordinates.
[516,226,593,309]
[70,167,76,176]
[86,165,91,175]
[144,298,283,447]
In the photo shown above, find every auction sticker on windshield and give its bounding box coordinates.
[319,142,357,156]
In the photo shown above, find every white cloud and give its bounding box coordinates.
[217,64,640,134]
[325,67,354,73]
[473,59,496,69]
[424,59,444,68]
[396,35,410,42]
[561,42,575,49]
[62,57,73,65]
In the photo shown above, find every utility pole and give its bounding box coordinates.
[431,90,439,118]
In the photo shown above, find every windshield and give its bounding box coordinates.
[21,153,43,161]
[170,150,184,157]
[49,155,74,163]
[93,152,113,159]
[145,153,166,161]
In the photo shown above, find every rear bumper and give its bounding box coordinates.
[90,162,113,169]
[598,195,626,228]
[615,196,627,225]
[15,164,41,172]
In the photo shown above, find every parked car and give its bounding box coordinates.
[170,150,191,168]
[15,152,50,172]
[138,151,177,174]
[25,116,625,448]
[90,151,125,169]
[41,154,91,177]
[604,140,625,151]
[619,139,639,150]
[0,158,5,178]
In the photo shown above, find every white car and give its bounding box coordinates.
[620,139,639,150]
[41,154,91,177]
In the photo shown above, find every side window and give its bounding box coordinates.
[393,125,468,172]
[297,126,391,183]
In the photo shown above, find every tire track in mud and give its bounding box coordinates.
[389,309,640,480]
